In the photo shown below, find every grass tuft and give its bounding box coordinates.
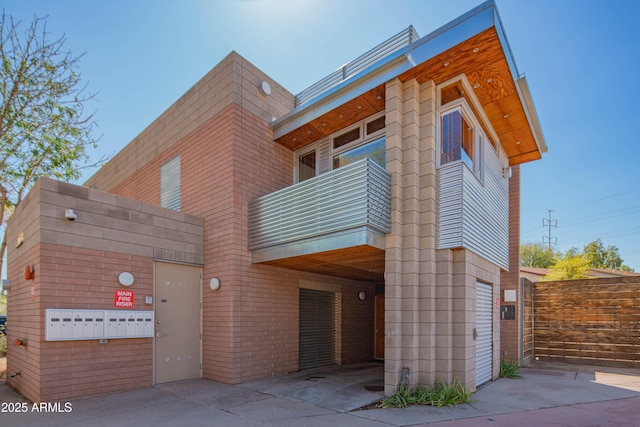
[499,359,522,378]
[379,380,472,408]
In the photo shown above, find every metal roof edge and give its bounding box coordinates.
[516,76,548,154]
[272,0,520,143]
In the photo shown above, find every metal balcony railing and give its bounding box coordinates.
[295,26,420,107]
[248,158,391,251]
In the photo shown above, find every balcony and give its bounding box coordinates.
[248,158,391,281]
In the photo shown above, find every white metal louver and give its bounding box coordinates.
[160,155,180,211]
[475,281,493,386]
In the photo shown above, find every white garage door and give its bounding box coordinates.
[475,281,493,387]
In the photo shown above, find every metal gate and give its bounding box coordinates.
[521,278,534,366]
[475,281,493,386]
[299,288,337,370]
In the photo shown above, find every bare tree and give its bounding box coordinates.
[0,11,101,276]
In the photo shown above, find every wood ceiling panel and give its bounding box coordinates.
[484,96,530,134]
[465,60,516,105]
[276,27,542,165]
[262,245,385,282]
[276,87,385,150]
[400,28,506,87]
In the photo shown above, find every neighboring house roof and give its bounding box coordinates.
[519,266,640,282]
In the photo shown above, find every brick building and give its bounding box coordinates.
[6,0,545,402]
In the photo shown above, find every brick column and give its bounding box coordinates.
[384,78,438,395]
[500,164,521,362]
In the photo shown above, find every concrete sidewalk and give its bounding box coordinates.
[1,363,639,426]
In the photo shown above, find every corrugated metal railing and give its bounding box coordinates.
[248,158,391,251]
[295,26,420,107]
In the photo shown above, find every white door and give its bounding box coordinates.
[155,262,201,384]
[475,281,493,387]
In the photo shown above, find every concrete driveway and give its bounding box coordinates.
[1,361,639,426]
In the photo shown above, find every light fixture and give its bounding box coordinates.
[259,81,271,96]
[118,272,135,286]
[65,209,77,221]
[473,83,480,89]
[358,291,366,301]
[15,232,24,248]
[210,277,221,291]
[443,61,450,67]
[473,47,479,53]
[502,167,512,179]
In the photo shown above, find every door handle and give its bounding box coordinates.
[156,332,168,337]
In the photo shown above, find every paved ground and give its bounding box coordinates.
[1,360,639,426]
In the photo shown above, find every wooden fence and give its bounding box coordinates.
[528,276,640,367]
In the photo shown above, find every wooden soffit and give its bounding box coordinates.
[274,17,545,165]
[260,245,385,282]
[275,86,385,152]
[398,27,542,165]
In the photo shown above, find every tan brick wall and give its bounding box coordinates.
[85,52,294,193]
[500,164,521,361]
[384,77,440,393]
[6,242,155,402]
[384,76,502,394]
[6,243,41,402]
[6,178,204,401]
[38,244,154,402]
[82,54,375,385]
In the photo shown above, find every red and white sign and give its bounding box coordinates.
[114,290,135,308]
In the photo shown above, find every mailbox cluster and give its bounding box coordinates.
[45,309,154,341]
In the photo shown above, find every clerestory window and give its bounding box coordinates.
[160,155,181,211]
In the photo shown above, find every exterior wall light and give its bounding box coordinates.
[358,291,366,301]
[259,81,271,96]
[210,278,221,291]
[15,232,24,248]
[118,272,135,286]
[65,209,78,221]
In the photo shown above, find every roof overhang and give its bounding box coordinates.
[272,0,546,165]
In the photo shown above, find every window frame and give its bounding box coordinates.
[296,147,318,182]
[439,103,477,170]
[160,154,181,211]
[293,112,386,183]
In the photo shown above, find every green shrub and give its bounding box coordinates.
[0,333,6,355]
[499,360,522,378]
[379,380,472,408]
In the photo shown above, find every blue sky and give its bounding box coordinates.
[6,0,640,270]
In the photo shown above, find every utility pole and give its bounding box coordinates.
[543,209,557,250]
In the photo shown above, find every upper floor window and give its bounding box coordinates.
[298,150,316,182]
[333,136,385,169]
[294,113,385,183]
[161,155,180,211]
[441,108,474,170]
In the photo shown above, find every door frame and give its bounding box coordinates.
[374,294,385,360]
[153,261,203,384]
